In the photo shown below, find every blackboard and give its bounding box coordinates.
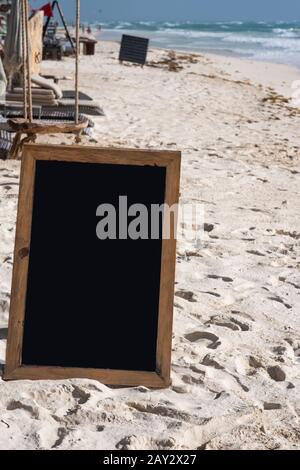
[119,34,149,65]
[4,145,181,388]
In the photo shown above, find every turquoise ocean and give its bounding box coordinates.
[96,21,300,67]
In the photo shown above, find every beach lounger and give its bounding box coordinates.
[31,76,103,114]
[0,103,42,118]
[1,73,104,117]
[5,92,58,106]
[62,90,93,101]
[1,106,94,128]
[0,99,104,118]
[0,109,95,159]
[54,99,104,116]
[0,128,14,159]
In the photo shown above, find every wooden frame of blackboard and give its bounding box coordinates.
[4,144,181,388]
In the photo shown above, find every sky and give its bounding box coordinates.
[30,0,300,23]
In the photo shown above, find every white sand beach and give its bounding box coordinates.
[0,41,300,450]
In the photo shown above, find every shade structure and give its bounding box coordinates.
[3,0,23,84]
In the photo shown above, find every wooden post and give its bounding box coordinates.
[21,0,28,121]
[75,0,80,125]
[24,0,33,122]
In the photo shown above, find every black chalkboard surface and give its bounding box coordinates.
[5,145,181,388]
[119,34,149,65]
[23,160,165,372]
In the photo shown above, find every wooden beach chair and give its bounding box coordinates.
[31,76,104,115]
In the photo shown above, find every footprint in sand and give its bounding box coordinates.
[184,331,221,350]
[267,365,286,382]
[206,319,239,331]
[294,347,300,364]
[182,374,204,385]
[230,317,250,331]
[231,310,255,322]
[207,274,233,283]
[0,328,8,340]
[268,296,292,310]
[205,315,251,332]
[246,249,266,257]
[263,402,282,411]
[0,298,9,314]
[271,344,294,363]
[249,356,264,370]
[175,290,197,302]
[201,291,221,298]
[201,356,249,392]
[201,354,224,370]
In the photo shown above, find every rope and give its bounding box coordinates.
[21,0,28,121]
[24,0,33,122]
[75,0,80,124]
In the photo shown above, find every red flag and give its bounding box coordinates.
[32,2,53,18]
